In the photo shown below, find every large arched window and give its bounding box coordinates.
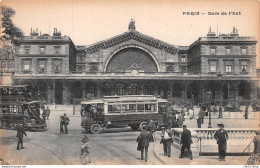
[128,83,139,95]
[172,83,182,98]
[101,82,112,96]
[106,47,158,72]
[72,81,83,99]
[86,82,97,97]
[115,84,125,95]
[144,83,154,95]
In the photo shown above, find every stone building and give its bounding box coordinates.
[11,22,259,106]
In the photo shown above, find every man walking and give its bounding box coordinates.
[46,106,51,120]
[60,114,65,134]
[214,123,229,161]
[137,125,153,162]
[161,125,173,157]
[63,113,70,134]
[16,121,27,150]
[179,125,193,160]
[42,106,46,124]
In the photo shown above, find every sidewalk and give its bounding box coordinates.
[151,133,249,165]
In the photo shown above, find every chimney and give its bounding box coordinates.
[207,26,216,36]
[230,27,239,36]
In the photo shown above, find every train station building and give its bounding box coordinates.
[5,21,259,106]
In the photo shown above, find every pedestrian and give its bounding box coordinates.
[60,114,65,134]
[177,112,184,128]
[199,110,205,124]
[80,135,91,164]
[214,123,229,161]
[166,111,173,128]
[188,108,194,118]
[136,125,153,162]
[179,125,193,160]
[197,114,202,128]
[160,125,173,157]
[42,107,46,124]
[253,131,260,154]
[16,121,27,150]
[63,113,70,134]
[46,106,51,120]
[147,119,156,134]
[244,105,249,119]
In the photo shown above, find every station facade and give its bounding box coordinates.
[10,21,259,106]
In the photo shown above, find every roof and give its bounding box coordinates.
[81,95,166,104]
[85,30,185,55]
[0,85,27,89]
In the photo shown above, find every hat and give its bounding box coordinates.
[217,123,224,127]
[183,125,187,128]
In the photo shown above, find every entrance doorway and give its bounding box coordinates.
[55,81,63,104]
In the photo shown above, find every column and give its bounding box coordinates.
[52,81,55,105]
[96,82,101,98]
[47,58,52,74]
[47,81,52,104]
[32,58,37,74]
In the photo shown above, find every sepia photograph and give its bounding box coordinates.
[0,0,259,166]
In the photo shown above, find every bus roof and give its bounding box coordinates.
[0,85,27,89]
[81,95,167,104]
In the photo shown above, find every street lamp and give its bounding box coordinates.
[207,91,212,128]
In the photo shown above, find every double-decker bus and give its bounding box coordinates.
[0,85,47,131]
[80,95,167,134]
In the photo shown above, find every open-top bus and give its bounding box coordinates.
[0,85,47,131]
[80,95,167,134]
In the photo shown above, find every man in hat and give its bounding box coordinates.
[137,125,153,162]
[214,123,229,161]
[179,125,193,160]
[16,121,27,150]
[63,113,70,134]
[253,130,260,154]
[161,125,173,157]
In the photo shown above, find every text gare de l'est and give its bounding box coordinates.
[183,11,242,16]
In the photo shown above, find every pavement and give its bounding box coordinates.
[0,105,258,165]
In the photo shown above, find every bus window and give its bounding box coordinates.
[145,104,151,110]
[145,104,157,112]
[97,103,104,114]
[129,104,136,111]
[137,104,144,112]
[108,104,121,113]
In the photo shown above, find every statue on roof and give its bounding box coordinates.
[128,19,136,31]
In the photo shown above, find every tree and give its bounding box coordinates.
[0,6,23,59]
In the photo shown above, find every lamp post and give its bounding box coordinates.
[217,72,223,118]
[207,91,212,128]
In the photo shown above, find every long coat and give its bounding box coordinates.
[214,129,228,151]
[181,129,193,144]
[16,124,27,139]
[253,135,260,154]
[137,130,153,147]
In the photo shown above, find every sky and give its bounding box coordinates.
[1,0,259,66]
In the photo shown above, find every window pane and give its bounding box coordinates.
[24,64,30,70]
[226,49,231,54]
[137,104,144,111]
[241,49,247,55]
[210,48,216,54]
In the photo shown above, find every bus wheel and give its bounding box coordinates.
[90,124,101,134]
[130,124,139,131]
[139,121,148,131]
